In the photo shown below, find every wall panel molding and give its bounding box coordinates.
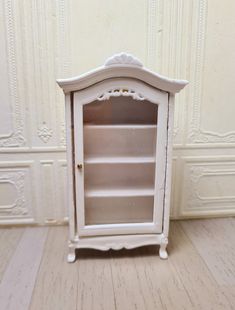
[0,0,25,147]
[187,0,235,145]
[180,157,235,217]
[146,0,158,69]
[0,161,34,222]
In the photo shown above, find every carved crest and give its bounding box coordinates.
[97,88,145,101]
[104,52,143,67]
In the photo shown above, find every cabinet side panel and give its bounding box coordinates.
[153,93,168,232]
[73,93,85,234]
[163,94,174,237]
[65,93,76,239]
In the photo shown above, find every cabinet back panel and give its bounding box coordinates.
[84,163,155,189]
[84,126,157,157]
[85,196,154,225]
[83,97,158,125]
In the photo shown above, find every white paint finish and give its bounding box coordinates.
[73,77,168,105]
[85,156,155,164]
[0,161,34,221]
[56,159,68,222]
[86,188,154,199]
[0,0,25,147]
[64,94,76,238]
[69,234,165,251]
[162,94,174,237]
[73,98,85,237]
[201,0,235,135]
[39,160,57,223]
[0,182,17,206]
[0,1,12,137]
[58,53,186,259]
[72,75,171,239]
[0,227,48,310]
[181,218,235,286]
[57,54,188,94]
[180,157,235,217]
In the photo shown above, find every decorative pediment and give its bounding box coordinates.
[57,52,188,94]
[104,52,143,67]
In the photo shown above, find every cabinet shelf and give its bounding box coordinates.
[85,188,154,198]
[84,156,155,164]
[84,124,157,129]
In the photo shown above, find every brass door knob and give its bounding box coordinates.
[77,164,83,169]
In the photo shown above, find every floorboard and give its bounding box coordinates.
[76,249,116,310]
[0,219,234,310]
[0,227,24,282]
[30,227,78,310]
[181,218,235,286]
[110,246,194,310]
[0,227,48,310]
[169,222,234,310]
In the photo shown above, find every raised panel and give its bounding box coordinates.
[56,160,68,222]
[180,157,235,217]
[0,1,12,137]
[0,162,34,223]
[39,160,56,223]
[0,0,25,147]
[0,182,17,207]
[198,174,235,199]
[186,0,235,145]
[200,0,235,136]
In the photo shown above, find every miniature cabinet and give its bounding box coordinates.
[57,53,188,262]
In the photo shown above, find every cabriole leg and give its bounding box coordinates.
[67,243,76,263]
[159,236,168,259]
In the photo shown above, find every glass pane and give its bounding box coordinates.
[83,96,158,225]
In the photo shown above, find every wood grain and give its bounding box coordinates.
[0,227,48,310]
[0,227,24,282]
[0,219,235,309]
[76,249,116,310]
[181,218,235,286]
[110,246,193,310]
[30,226,78,310]
[169,222,234,310]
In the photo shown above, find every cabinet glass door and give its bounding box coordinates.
[73,83,168,237]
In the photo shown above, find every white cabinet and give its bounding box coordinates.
[57,53,188,262]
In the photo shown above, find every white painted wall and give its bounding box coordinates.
[0,0,235,225]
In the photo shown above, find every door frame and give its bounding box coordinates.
[73,78,168,237]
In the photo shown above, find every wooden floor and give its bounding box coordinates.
[0,219,235,310]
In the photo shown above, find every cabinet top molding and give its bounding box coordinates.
[57,52,188,94]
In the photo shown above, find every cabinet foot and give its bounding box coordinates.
[67,248,76,263]
[159,246,168,259]
[159,236,168,259]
